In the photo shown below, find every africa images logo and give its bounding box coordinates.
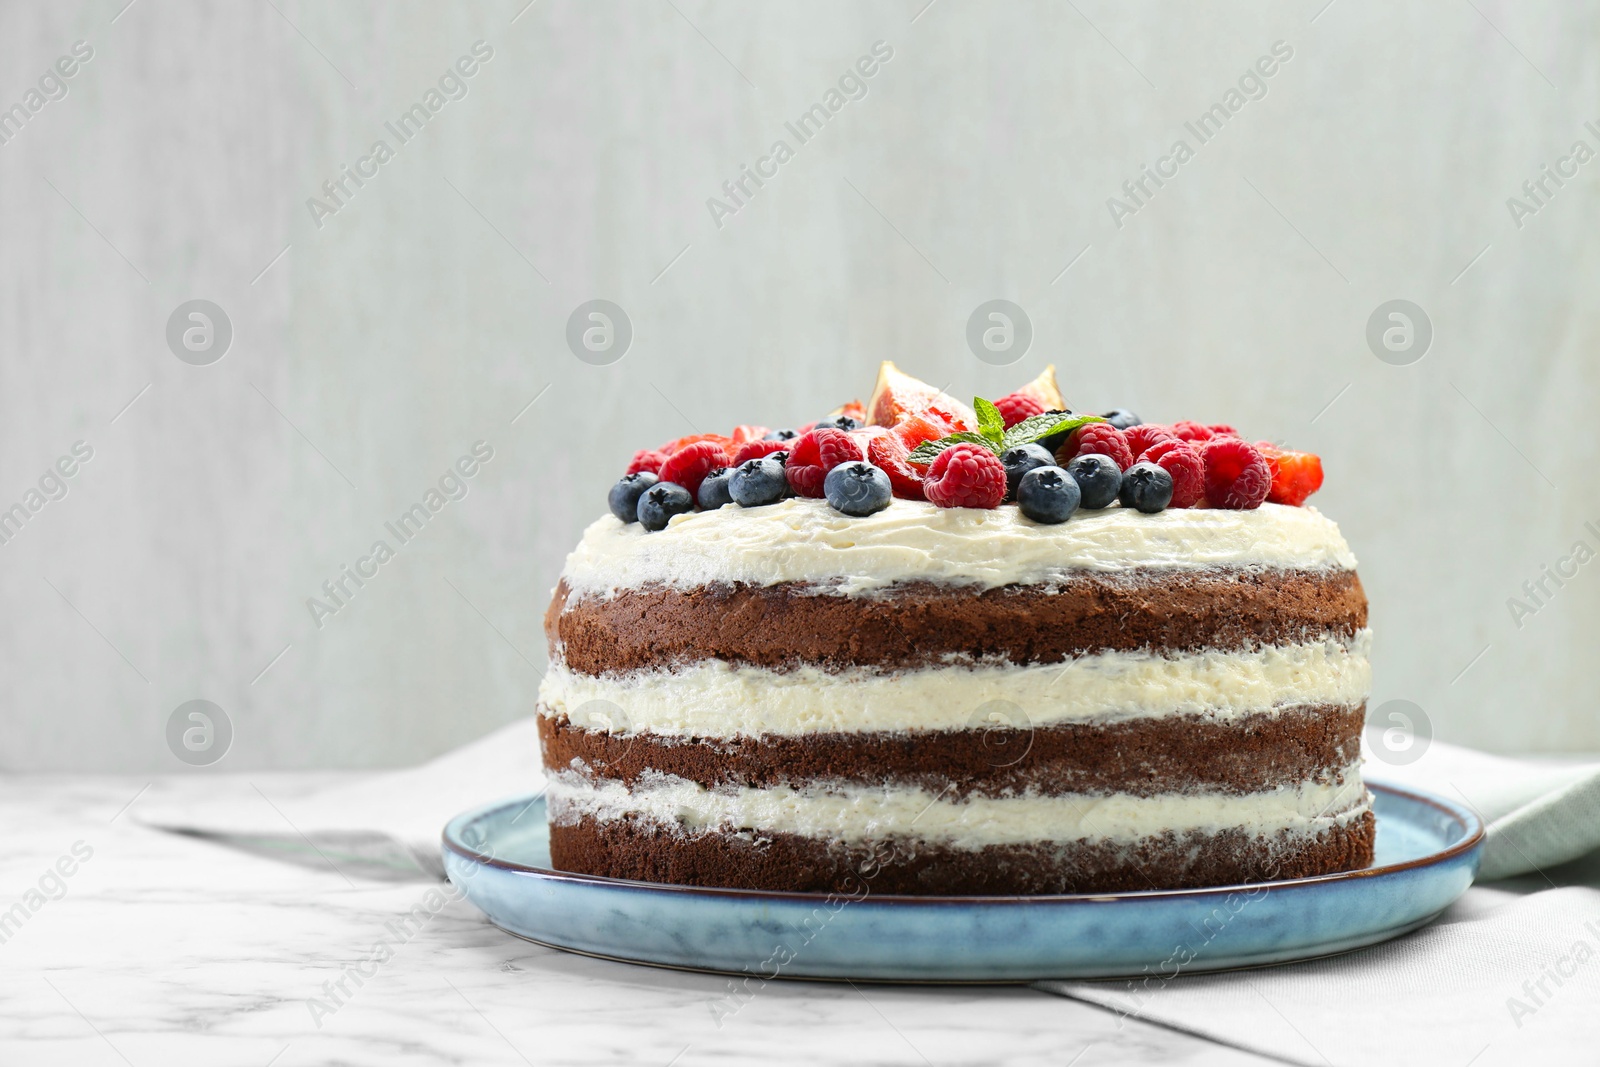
[305,41,494,229]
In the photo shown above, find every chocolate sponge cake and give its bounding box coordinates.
[537,495,1374,895]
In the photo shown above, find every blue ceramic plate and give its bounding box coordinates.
[441,781,1482,981]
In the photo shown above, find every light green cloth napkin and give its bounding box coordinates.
[1368,740,1600,880]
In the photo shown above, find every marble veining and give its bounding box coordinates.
[0,774,1283,1066]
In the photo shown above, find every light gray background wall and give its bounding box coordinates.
[0,0,1594,771]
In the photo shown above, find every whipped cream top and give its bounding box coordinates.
[559,498,1357,598]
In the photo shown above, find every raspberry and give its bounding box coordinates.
[1256,443,1324,506]
[731,439,791,466]
[1055,423,1135,471]
[626,449,668,476]
[1125,424,1177,458]
[785,428,863,498]
[1170,420,1215,444]
[1208,424,1241,439]
[1143,438,1205,508]
[657,440,728,500]
[1203,438,1271,509]
[994,392,1046,429]
[866,433,926,500]
[730,425,770,446]
[923,443,1006,509]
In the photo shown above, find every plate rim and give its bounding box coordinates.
[440,780,1484,907]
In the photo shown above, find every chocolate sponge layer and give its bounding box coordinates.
[538,703,1364,798]
[548,569,1367,675]
[547,810,1377,895]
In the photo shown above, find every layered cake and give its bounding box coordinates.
[537,364,1373,895]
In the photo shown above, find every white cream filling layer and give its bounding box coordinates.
[559,498,1357,598]
[547,770,1371,848]
[537,632,1371,739]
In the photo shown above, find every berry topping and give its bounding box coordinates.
[1066,453,1122,510]
[697,467,734,510]
[637,482,694,531]
[1257,443,1324,506]
[1142,438,1205,509]
[1202,438,1271,510]
[829,400,868,425]
[889,413,948,451]
[1169,420,1217,444]
[608,471,658,523]
[785,428,863,498]
[824,462,893,516]
[657,440,729,501]
[658,433,733,456]
[1125,424,1178,458]
[1036,410,1078,454]
[1000,443,1054,501]
[1016,465,1080,524]
[729,457,789,507]
[1102,409,1142,430]
[866,433,926,500]
[1119,461,1174,513]
[868,362,976,430]
[923,443,1006,509]
[626,449,669,476]
[994,392,1047,429]
[763,428,800,441]
[816,415,864,431]
[731,438,792,466]
[1055,422,1135,471]
[1006,365,1067,411]
[730,425,770,445]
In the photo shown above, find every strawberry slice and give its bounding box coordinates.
[867,433,926,500]
[658,433,733,457]
[1256,442,1324,506]
[891,413,947,451]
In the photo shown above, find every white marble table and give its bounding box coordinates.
[0,774,1281,1066]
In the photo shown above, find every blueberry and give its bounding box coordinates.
[763,428,800,441]
[823,461,892,516]
[697,467,734,510]
[1119,461,1173,513]
[608,471,658,523]
[1103,409,1142,430]
[1000,443,1055,501]
[1066,454,1122,510]
[729,457,788,507]
[636,482,695,531]
[815,415,863,432]
[1037,409,1077,454]
[1016,465,1081,524]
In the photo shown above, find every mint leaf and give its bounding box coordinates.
[906,431,992,466]
[973,397,1005,446]
[903,407,1106,468]
[1000,412,1104,452]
